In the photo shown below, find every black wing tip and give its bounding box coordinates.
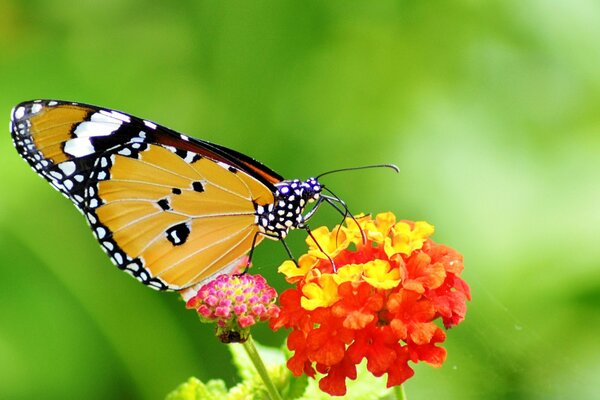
[10,99,83,120]
[11,100,55,124]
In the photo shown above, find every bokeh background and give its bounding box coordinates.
[1,1,599,399]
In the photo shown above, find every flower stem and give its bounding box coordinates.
[241,335,283,400]
[394,384,407,400]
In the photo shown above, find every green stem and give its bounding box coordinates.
[394,384,407,400]
[241,335,283,400]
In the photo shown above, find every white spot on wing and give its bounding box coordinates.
[90,112,119,124]
[58,161,76,176]
[183,151,196,163]
[128,262,139,271]
[31,103,42,113]
[110,110,131,122]
[14,106,25,119]
[49,171,63,180]
[64,137,95,157]
[143,120,157,129]
[74,121,120,138]
[96,226,106,239]
[118,148,132,156]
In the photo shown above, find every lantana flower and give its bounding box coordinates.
[270,212,471,396]
[186,273,280,343]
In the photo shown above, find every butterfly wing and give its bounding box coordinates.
[10,100,281,290]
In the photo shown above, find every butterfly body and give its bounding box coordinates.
[10,100,322,291]
[257,178,321,239]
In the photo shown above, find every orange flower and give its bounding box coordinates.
[270,212,471,396]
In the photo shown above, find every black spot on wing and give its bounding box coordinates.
[157,198,170,211]
[172,188,182,195]
[174,148,188,159]
[166,222,190,246]
[192,181,204,192]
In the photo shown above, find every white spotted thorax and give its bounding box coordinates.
[255,177,321,238]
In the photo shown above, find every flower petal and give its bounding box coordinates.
[301,274,340,311]
[362,259,402,289]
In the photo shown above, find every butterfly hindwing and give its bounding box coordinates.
[87,142,267,290]
[10,100,280,290]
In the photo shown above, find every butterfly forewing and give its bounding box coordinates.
[10,100,280,291]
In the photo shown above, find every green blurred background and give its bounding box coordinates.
[1,1,599,399]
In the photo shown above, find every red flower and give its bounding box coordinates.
[270,212,471,396]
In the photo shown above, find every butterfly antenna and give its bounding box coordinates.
[323,187,367,245]
[323,196,349,246]
[316,163,399,180]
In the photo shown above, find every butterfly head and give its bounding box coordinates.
[301,177,322,203]
[273,177,322,204]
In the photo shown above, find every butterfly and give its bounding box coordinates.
[10,99,345,292]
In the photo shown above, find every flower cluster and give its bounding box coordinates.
[186,274,280,343]
[270,212,471,396]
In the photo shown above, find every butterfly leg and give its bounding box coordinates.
[279,238,299,266]
[301,225,337,272]
[249,231,300,268]
[239,231,264,275]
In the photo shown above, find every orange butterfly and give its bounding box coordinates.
[10,100,395,292]
[11,100,325,290]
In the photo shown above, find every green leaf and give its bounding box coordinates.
[281,375,309,400]
[165,377,228,400]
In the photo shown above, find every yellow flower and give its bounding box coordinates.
[278,254,318,283]
[362,259,402,289]
[345,212,397,245]
[334,264,364,284]
[301,274,340,310]
[384,221,435,258]
[344,213,370,243]
[306,226,350,259]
